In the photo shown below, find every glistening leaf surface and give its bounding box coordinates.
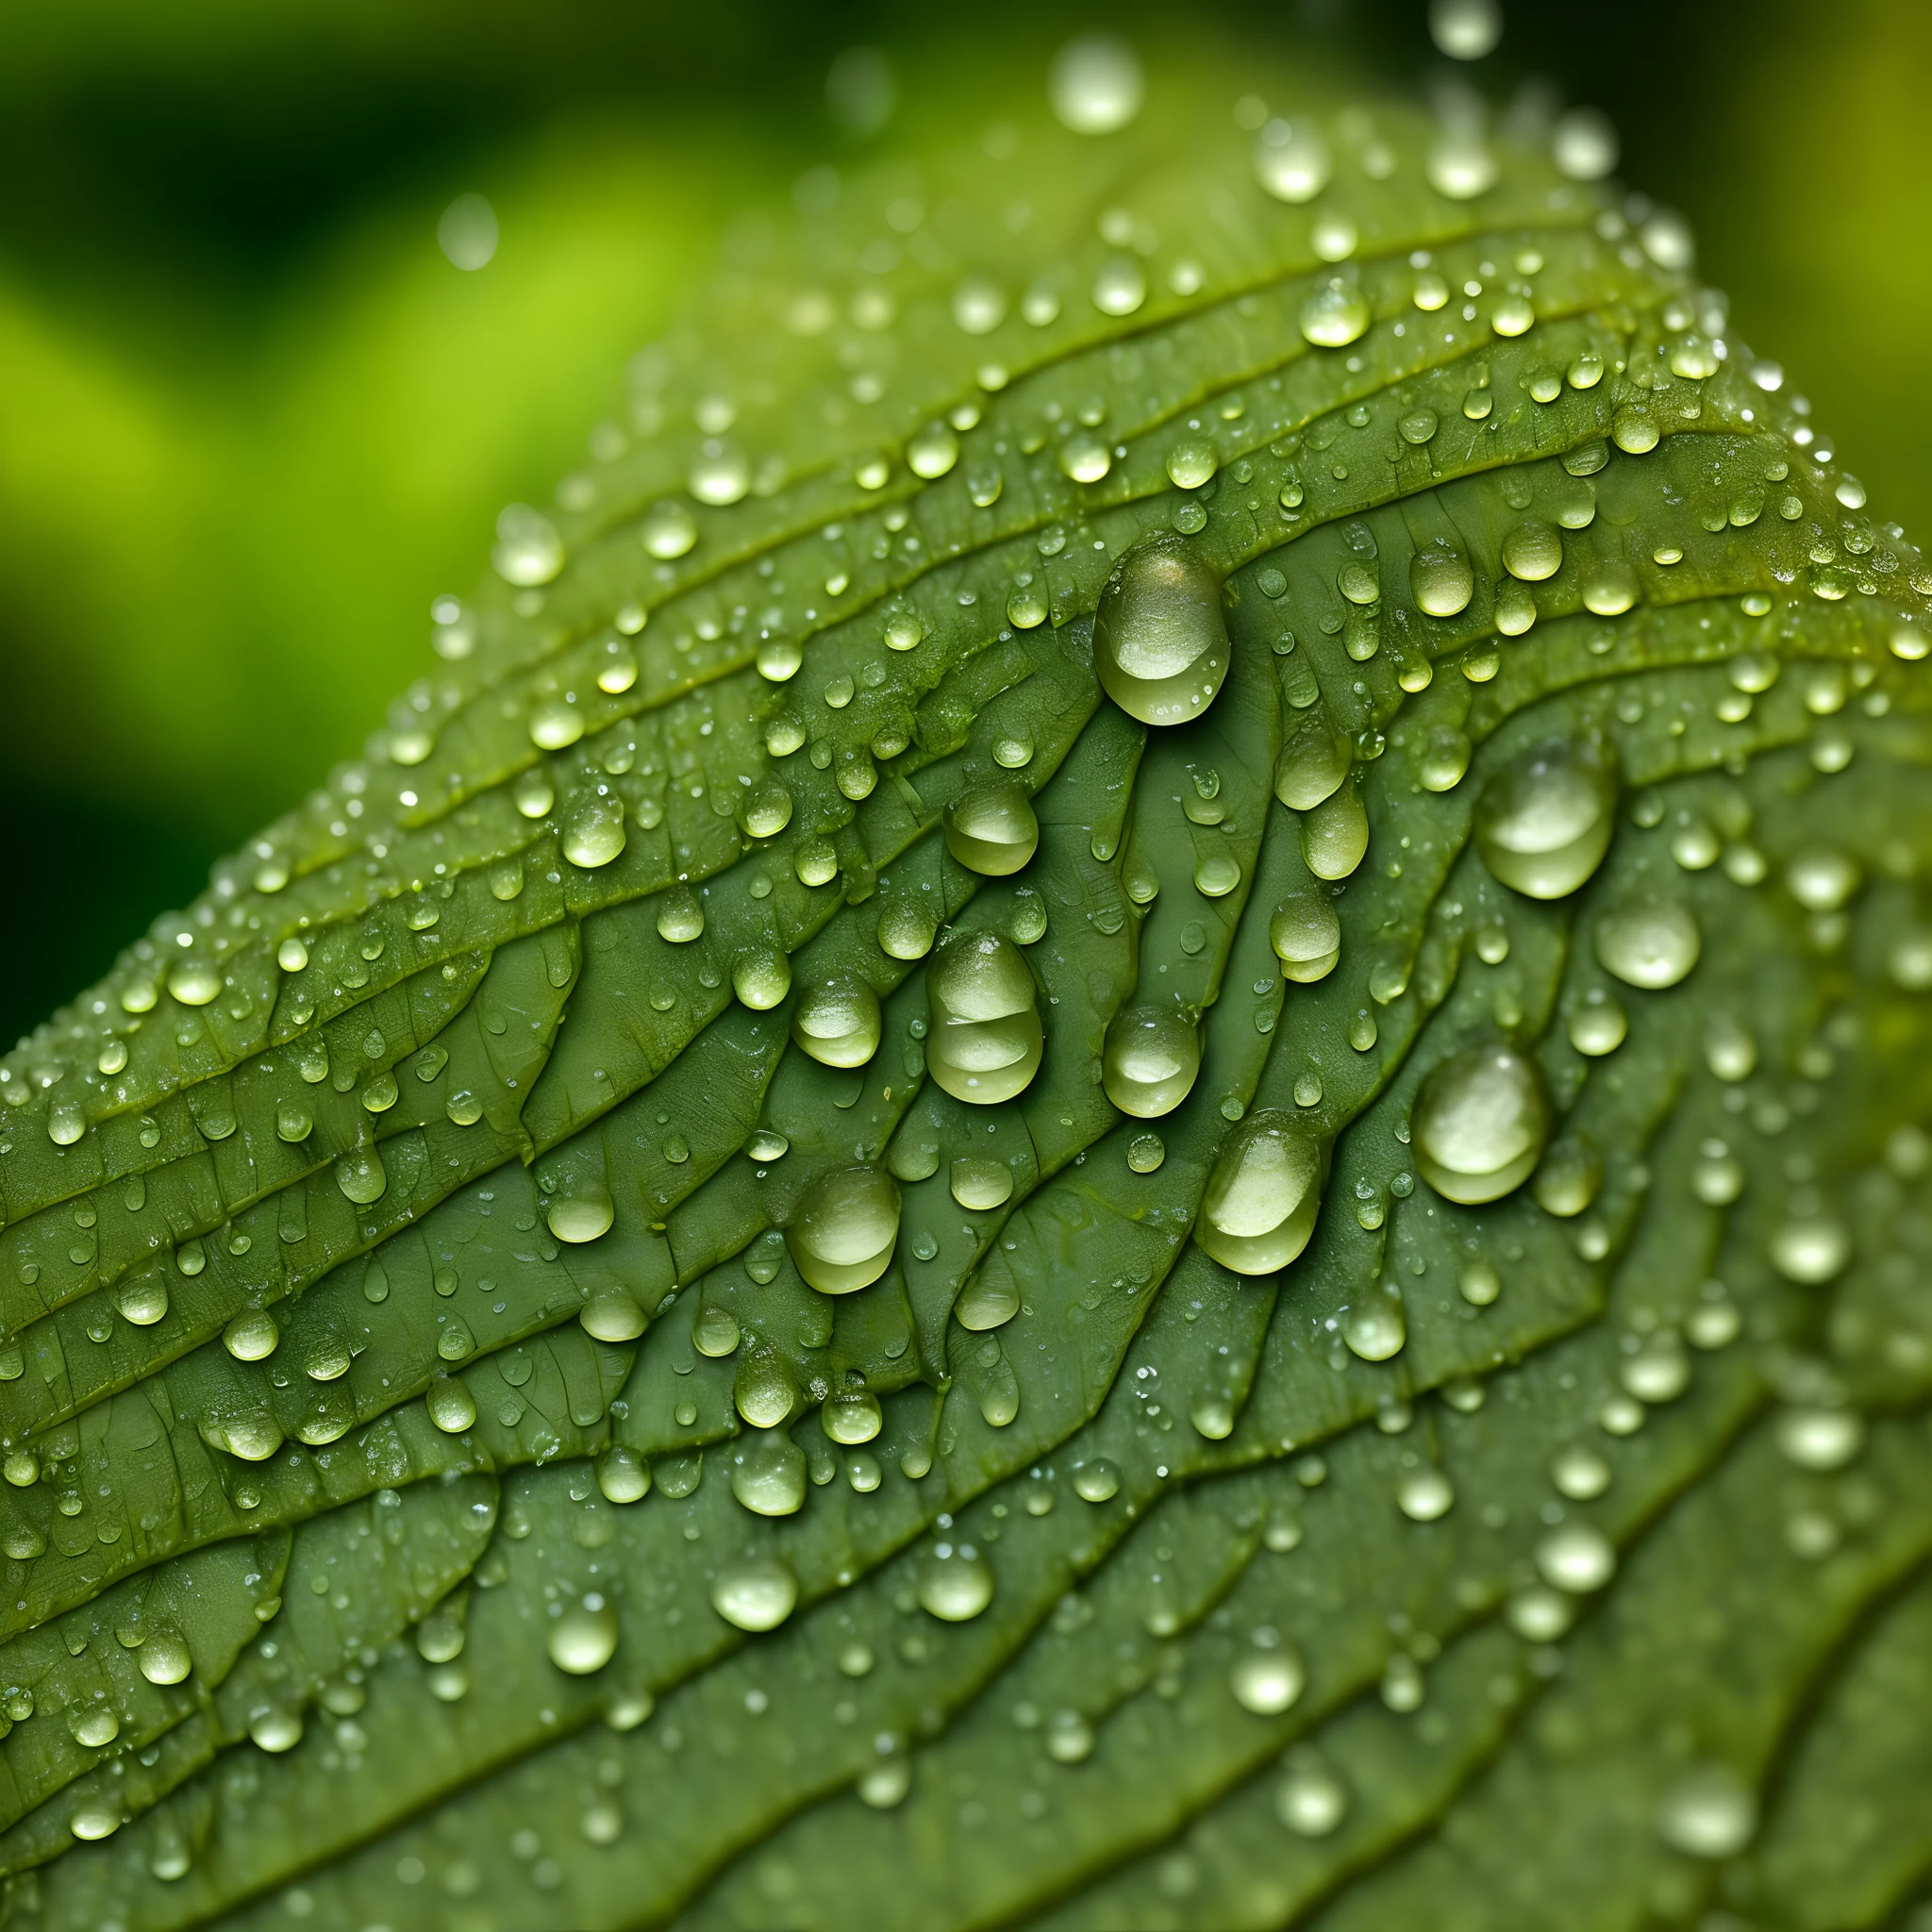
[5,34,1932,1932]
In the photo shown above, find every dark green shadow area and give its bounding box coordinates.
[0,785,220,1050]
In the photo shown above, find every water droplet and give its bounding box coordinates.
[1255,120,1331,202]
[733,949,791,1011]
[1553,106,1618,179]
[547,1190,614,1244]
[908,421,960,477]
[561,794,626,869]
[596,1445,651,1504]
[1274,711,1350,811]
[1552,1446,1612,1500]
[1196,1111,1325,1274]
[1429,0,1501,57]
[1091,256,1147,317]
[711,1556,797,1631]
[1595,898,1700,989]
[1412,1042,1550,1204]
[492,505,563,586]
[944,780,1040,876]
[1073,1459,1121,1503]
[115,1276,170,1326]
[1409,541,1475,617]
[224,1310,279,1361]
[1103,1005,1202,1118]
[950,1158,1014,1210]
[1427,130,1497,198]
[1475,739,1618,898]
[927,930,1042,1105]
[1127,1133,1166,1174]
[787,1167,900,1293]
[548,1600,619,1674]
[1092,537,1230,726]
[1776,1406,1862,1471]
[427,1379,476,1434]
[731,1433,808,1516]
[1271,895,1341,983]
[1166,440,1218,489]
[918,1546,995,1621]
[168,959,221,1008]
[657,891,705,943]
[1535,1521,1617,1592]
[1345,1296,1407,1360]
[1396,1468,1455,1522]
[792,974,883,1068]
[1415,725,1473,792]
[120,1629,189,1696]
[1276,1760,1349,1836]
[1302,782,1369,881]
[1657,1766,1757,1858]
[1048,31,1142,133]
[1501,520,1564,581]
[1299,278,1370,348]
[1770,1214,1851,1285]
[1231,1641,1306,1714]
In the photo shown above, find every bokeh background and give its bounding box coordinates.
[2,0,1924,1043]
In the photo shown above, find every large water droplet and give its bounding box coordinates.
[548,1599,619,1674]
[1595,898,1701,989]
[1474,739,1618,898]
[1048,32,1143,133]
[787,1167,900,1293]
[1255,120,1331,202]
[1276,1759,1348,1836]
[1409,541,1475,617]
[547,1191,614,1243]
[1271,895,1341,982]
[137,1628,192,1686]
[918,1546,995,1621]
[1102,1005,1201,1117]
[1501,520,1564,581]
[711,1556,797,1631]
[731,1433,807,1516]
[1092,537,1230,726]
[1197,1112,1326,1274]
[1231,1639,1306,1714]
[224,1310,279,1361]
[1535,1522,1617,1592]
[944,780,1040,876]
[1412,1042,1550,1204]
[1657,1766,1757,1858]
[1299,278,1370,348]
[641,500,697,559]
[792,974,883,1068]
[492,505,563,587]
[1274,711,1350,810]
[927,931,1042,1105]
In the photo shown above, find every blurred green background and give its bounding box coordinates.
[2,0,1924,1042]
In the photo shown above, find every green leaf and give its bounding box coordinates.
[4,33,1932,1932]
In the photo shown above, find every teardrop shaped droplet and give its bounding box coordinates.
[1298,277,1370,347]
[786,1167,901,1294]
[927,930,1042,1106]
[1274,711,1350,810]
[1196,1112,1326,1274]
[224,1310,279,1361]
[1412,1042,1551,1205]
[1102,1005,1201,1118]
[792,973,883,1067]
[1474,739,1618,898]
[1092,536,1230,726]
[943,780,1040,876]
